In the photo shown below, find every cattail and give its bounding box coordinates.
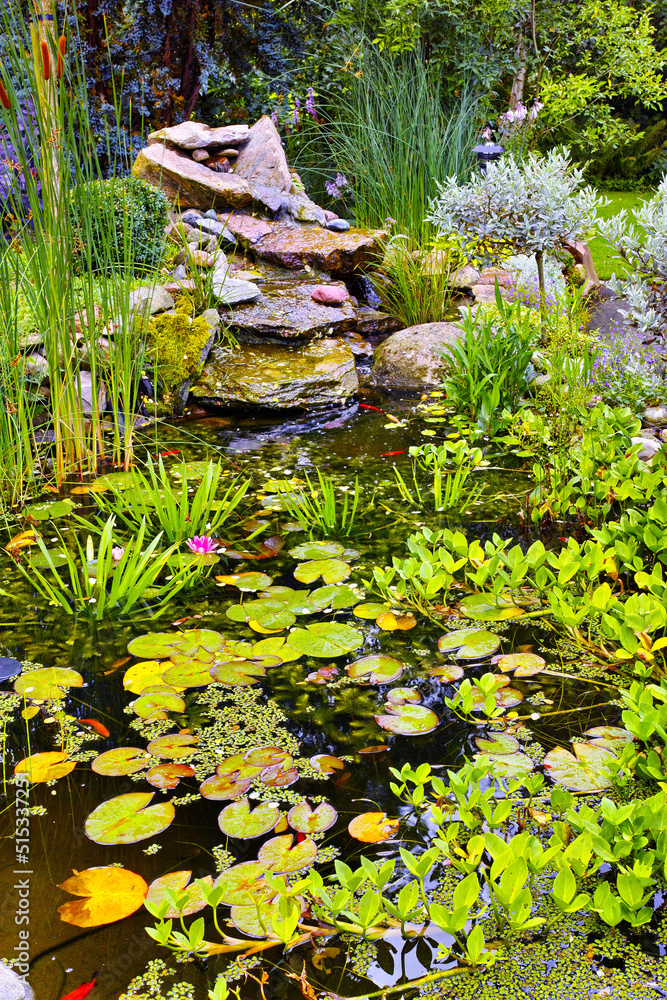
[0,81,9,110]
[57,35,66,78]
[40,40,50,81]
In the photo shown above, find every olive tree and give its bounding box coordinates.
[597,178,667,344]
[425,148,602,306]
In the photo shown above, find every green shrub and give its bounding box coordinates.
[71,176,169,274]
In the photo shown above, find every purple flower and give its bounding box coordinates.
[335,172,349,190]
[306,88,316,118]
[271,112,279,127]
[325,179,341,199]
[530,101,544,120]
[515,102,528,123]
[481,127,493,141]
[294,95,301,108]
[186,536,217,556]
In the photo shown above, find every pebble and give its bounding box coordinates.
[181,210,202,226]
[311,284,347,305]
[326,218,351,232]
[643,404,667,426]
[631,435,663,461]
[192,149,209,162]
[204,208,218,220]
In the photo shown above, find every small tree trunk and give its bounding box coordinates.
[535,249,546,318]
[509,31,527,110]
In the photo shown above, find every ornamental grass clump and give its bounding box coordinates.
[426,148,602,308]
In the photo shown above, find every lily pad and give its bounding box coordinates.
[200,756,263,800]
[376,611,417,631]
[132,690,185,718]
[92,747,151,776]
[375,704,439,736]
[287,801,337,834]
[127,629,224,660]
[288,541,345,560]
[309,754,345,775]
[28,549,70,569]
[146,763,195,790]
[146,734,198,759]
[259,763,299,788]
[15,667,83,701]
[437,629,500,660]
[347,655,404,685]
[430,664,465,682]
[162,660,214,689]
[386,687,421,706]
[543,744,615,793]
[257,834,318,873]
[348,812,399,843]
[353,602,391,620]
[214,862,271,906]
[475,733,521,755]
[460,593,524,621]
[84,792,175,845]
[310,584,359,610]
[496,653,545,677]
[216,572,272,592]
[218,797,281,838]
[583,726,635,749]
[294,558,351,585]
[286,622,363,658]
[58,866,148,927]
[250,637,302,664]
[244,746,293,768]
[230,900,281,939]
[475,751,535,776]
[470,685,523,712]
[14,752,75,783]
[145,871,213,918]
[123,661,166,695]
[24,498,76,521]
[210,659,267,686]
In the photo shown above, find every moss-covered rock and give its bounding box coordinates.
[145,300,219,414]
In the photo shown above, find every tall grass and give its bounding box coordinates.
[326,44,480,244]
[0,4,162,490]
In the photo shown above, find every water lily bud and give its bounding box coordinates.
[0,81,10,109]
[57,35,66,77]
[40,40,51,81]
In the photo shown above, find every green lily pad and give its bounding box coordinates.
[250,637,302,664]
[437,629,501,659]
[210,659,267,686]
[308,584,359,610]
[347,655,404,685]
[287,801,337,834]
[145,871,213,918]
[386,687,421,706]
[91,471,132,491]
[216,572,273,592]
[218,797,281,838]
[132,690,186,718]
[146,734,198,759]
[543,744,615,793]
[24,499,76,521]
[15,667,83,701]
[162,660,214,688]
[583,726,635,749]
[200,756,263,800]
[470,685,523,712]
[353,602,391,620]
[213,862,271,906]
[244,746,293,768]
[84,792,175,845]
[474,751,535,776]
[127,629,224,659]
[286,623,363,658]
[430,664,465,682]
[257,834,318,873]
[92,748,151,776]
[288,541,345,560]
[459,593,524,621]
[29,548,70,568]
[171,460,221,479]
[375,704,439,736]
[230,900,281,939]
[496,652,546,677]
[259,763,300,787]
[475,733,521,755]
[294,558,351,585]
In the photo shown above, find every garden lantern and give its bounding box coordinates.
[472,141,505,174]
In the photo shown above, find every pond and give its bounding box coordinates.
[1,393,665,1000]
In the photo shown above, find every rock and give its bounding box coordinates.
[164,278,196,294]
[23,352,49,381]
[322,209,338,222]
[417,256,480,288]
[355,307,402,336]
[192,148,209,162]
[471,284,501,304]
[233,115,292,192]
[128,285,175,317]
[369,322,464,390]
[220,148,239,159]
[225,277,356,340]
[225,214,274,244]
[632,435,663,462]
[450,265,481,288]
[204,209,218,220]
[327,218,350,232]
[251,226,386,274]
[211,273,263,306]
[190,249,215,267]
[181,210,203,225]
[186,229,210,246]
[172,309,220,413]
[147,121,250,150]
[133,144,254,212]
[186,215,236,247]
[77,370,107,416]
[0,962,35,1000]
[192,338,358,408]
[311,284,348,305]
[477,268,514,287]
[644,405,667,426]
[283,193,328,225]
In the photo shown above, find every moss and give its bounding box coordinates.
[145,310,213,403]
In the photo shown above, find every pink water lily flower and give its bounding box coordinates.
[111,546,125,561]
[186,536,218,555]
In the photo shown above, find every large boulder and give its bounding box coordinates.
[233,116,292,192]
[191,338,359,408]
[368,322,464,390]
[251,226,386,273]
[133,145,254,212]
[0,963,34,1000]
[225,277,356,340]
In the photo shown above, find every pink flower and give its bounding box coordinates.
[186,536,217,556]
[111,546,125,562]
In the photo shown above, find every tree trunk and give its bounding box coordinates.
[509,30,527,109]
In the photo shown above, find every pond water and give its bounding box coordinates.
[0,393,663,1000]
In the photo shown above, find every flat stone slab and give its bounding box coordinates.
[369,321,464,390]
[147,122,250,150]
[225,277,356,340]
[192,338,359,408]
[225,214,275,244]
[251,226,387,273]
[133,144,254,212]
[211,273,263,306]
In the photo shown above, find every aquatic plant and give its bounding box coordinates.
[373,235,460,327]
[279,469,361,537]
[186,536,218,556]
[393,439,483,512]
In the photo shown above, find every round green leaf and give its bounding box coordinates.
[132,691,185,717]
[288,541,345,560]
[459,594,524,622]
[15,667,83,701]
[251,637,302,664]
[543,744,615,793]
[386,687,421,706]
[353,602,391,619]
[218,797,281,838]
[474,751,535,776]
[230,901,281,939]
[210,659,267,686]
[257,834,318,873]
[287,801,337,834]
[24,499,76,521]
[347,655,404,685]
[28,548,70,568]
[162,660,214,688]
[294,559,351,585]
[216,572,273,592]
[475,733,521,755]
[92,748,151,776]
[583,726,635,749]
[437,629,501,659]
[430,664,465,682]
[470,685,523,712]
[286,623,363,658]
[213,862,271,905]
[375,704,439,736]
[84,792,175,845]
